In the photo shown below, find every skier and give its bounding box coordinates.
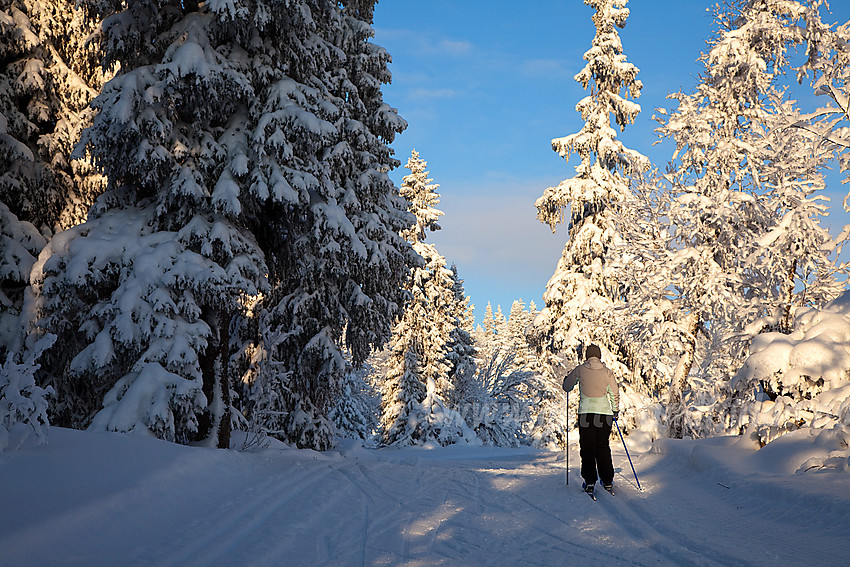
[562,344,619,497]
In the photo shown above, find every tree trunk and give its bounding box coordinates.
[668,311,700,439]
[217,314,232,449]
[779,259,797,334]
[196,308,232,449]
[196,311,218,443]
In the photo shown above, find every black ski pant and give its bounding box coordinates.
[578,413,614,486]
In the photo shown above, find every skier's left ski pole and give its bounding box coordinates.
[614,419,641,491]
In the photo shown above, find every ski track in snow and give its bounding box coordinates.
[594,478,741,566]
[2,428,849,566]
[160,464,336,567]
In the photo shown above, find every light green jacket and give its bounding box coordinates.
[562,357,619,415]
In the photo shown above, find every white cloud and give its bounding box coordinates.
[406,87,461,100]
[429,187,568,311]
[520,58,573,78]
[434,195,564,274]
[374,28,473,57]
[436,39,473,56]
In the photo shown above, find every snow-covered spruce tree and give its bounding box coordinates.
[652,0,840,438]
[445,265,477,408]
[330,359,380,441]
[0,334,53,452]
[0,1,103,358]
[23,0,108,229]
[242,0,414,450]
[379,150,475,447]
[508,299,536,368]
[32,209,266,445]
[533,0,649,376]
[493,305,511,353]
[32,1,270,447]
[27,1,410,450]
[0,0,102,235]
[482,302,495,337]
[0,2,48,358]
[474,302,497,360]
[0,204,44,360]
[522,300,545,372]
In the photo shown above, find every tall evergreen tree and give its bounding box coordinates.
[244,0,413,450]
[475,302,497,360]
[26,0,412,450]
[32,1,271,446]
[0,0,102,235]
[25,0,107,229]
[445,265,477,407]
[508,299,533,368]
[533,0,649,372]
[482,302,495,338]
[0,1,103,359]
[380,150,474,446]
[492,305,510,354]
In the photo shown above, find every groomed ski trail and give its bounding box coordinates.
[2,428,849,566]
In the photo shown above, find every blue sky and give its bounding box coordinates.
[372,0,850,323]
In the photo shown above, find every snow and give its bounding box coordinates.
[734,291,850,445]
[0,341,53,452]
[2,427,848,566]
[89,363,203,438]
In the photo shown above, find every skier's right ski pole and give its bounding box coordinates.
[614,418,642,491]
[565,392,569,486]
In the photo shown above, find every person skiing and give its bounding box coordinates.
[561,344,619,496]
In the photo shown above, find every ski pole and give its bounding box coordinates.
[564,392,570,486]
[614,418,641,491]
[565,391,569,486]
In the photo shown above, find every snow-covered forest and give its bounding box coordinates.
[4,1,850,564]
[2,0,850,472]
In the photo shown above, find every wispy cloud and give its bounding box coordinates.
[436,39,473,56]
[406,87,461,100]
[520,58,574,78]
[375,28,474,58]
[429,186,567,310]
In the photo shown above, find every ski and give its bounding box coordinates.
[586,490,596,501]
[603,485,614,496]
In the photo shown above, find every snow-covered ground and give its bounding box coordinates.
[2,428,849,567]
